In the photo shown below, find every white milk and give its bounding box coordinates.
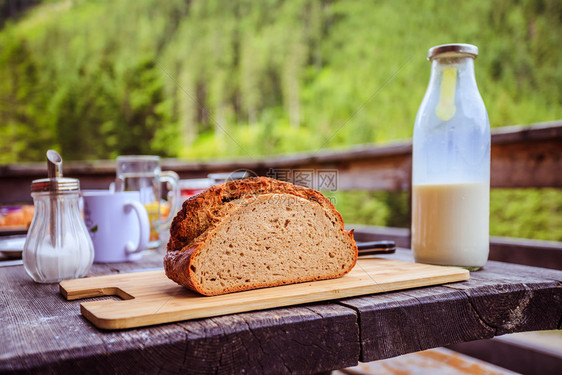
[411,182,489,268]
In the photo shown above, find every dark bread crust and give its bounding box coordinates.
[164,177,357,295]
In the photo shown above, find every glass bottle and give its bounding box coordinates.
[23,151,94,283]
[412,44,490,270]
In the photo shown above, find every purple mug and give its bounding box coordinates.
[82,190,149,263]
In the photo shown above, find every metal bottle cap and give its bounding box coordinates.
[428,43,478,61]
[31,150,80,192]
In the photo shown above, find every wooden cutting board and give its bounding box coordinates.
[60,258,469,330]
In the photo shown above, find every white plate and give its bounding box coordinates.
[0,236,25,258]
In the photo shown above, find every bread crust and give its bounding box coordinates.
[164,176,357,295]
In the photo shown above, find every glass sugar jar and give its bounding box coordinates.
[23,151,94,283]
[412,43,491,270]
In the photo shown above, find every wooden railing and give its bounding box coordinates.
[1,121,561,269]
[2,121,561,202]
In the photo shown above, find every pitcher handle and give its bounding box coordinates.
[159,170,180,229]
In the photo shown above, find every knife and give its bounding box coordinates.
[356,240,396,256]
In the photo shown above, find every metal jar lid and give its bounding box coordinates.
[428,43,478,61]
[31,177,80,193]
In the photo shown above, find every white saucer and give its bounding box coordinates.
[0,236,25,258]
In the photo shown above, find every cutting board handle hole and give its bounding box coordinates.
[92,287,135,301]
[88,295,124,302]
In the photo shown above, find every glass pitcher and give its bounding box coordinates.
[115,155,179,249]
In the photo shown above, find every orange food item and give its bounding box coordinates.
[0,205,34,228]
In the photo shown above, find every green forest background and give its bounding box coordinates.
[0,0,561,240]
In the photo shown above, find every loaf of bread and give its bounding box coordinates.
[164,177,357,296]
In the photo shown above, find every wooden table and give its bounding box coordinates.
[1,248,560,374]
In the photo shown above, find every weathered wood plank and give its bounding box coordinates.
[445,278,561,336]
[339,250,562,363]
[486,237,562,271]
[339,286,495,362]
[491,138,562,188]
[336,347,523,375]
[449,335,562,375]
[174,305,359,375]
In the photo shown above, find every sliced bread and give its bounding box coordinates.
[164,177,357,296]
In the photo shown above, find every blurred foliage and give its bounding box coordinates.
[0,0,561,241]
[0,0,561,161]
[490,189,562,241]
[328,191,411,229]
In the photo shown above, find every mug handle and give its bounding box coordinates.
[159,171,180,229]
[124,200,150,254]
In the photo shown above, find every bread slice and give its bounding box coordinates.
[164,177,357,296]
